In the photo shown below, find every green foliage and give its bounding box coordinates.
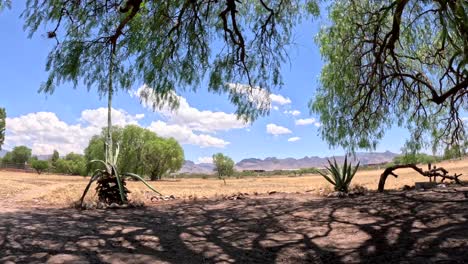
[311,0,467,153]
[0,0,11,11]
[392,153,440,165]
[31,160,49,174]
[0,108,5,151]
[443,143,467,160]
[118,125,159,175]
[50,149,59,165]
[84,126,123,173]
[317,157,360,193]
[84,125,183,180]
[8,146,32,164]
[213,153,235,183]
[54,154,87,176]
[20,0,319,122]
[141,137,184,181]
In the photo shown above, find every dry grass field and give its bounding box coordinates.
[1,158,467,207]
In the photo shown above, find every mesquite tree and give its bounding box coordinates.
[312,0,467,153]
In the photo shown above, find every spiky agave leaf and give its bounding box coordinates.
[122,172,162,196]
[109,162,126,203]
[79,169,105,207]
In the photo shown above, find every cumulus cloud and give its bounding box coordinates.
[136,85,248,133]
[80,107,144,127]
[270,94,291,105]
[5,105,230,155]
[287,137,301,142]
[266,123,292,135]
[284,110,301,116]
[295,118,321,127]
[147,121,229,148]
[4,109,140,155]
[196,156,213,164]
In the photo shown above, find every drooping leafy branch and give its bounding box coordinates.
[312,0,467,152]
[22,0,318,121]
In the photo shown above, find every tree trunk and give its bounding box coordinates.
[106,51,115,164]
[378,163,463,192]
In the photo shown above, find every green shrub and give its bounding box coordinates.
[317,156,359,193]
[31,160,49,174]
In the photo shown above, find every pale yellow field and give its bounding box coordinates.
[0,158,466,206]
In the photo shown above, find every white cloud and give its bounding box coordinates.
[273,106,279,111]
[80,107,143,127]
[147,121,229,148]
[295,118,315,125]
[136,85,247,133]
[287,137,301,142]
[284,110,301,116]
[270,94,291,105]
[266,123,292,135]
[295,118,321,127]
[196,156,213,164]
[6,112,98,155]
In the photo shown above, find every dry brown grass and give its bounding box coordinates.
[1,158,467,206]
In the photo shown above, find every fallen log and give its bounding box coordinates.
[378,164,463,192]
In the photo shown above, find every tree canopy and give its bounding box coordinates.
[85,125,184,179]
[213,153,235,180]
[312,0,467,152]
[142,137,185,180]
[4,146,32,164]
[21,0,319,121]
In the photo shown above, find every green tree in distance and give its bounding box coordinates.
[31,160,49,174]
[84,125,181,179]
[8,146,32,165]
[142,137,185,181]
[312,0,467,153]
[50,150,59,164]
[213,153,235,184]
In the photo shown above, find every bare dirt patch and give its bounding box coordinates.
[1,190,468,263]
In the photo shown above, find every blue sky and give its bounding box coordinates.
[0,3,410,162]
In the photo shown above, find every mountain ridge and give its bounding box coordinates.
[179,151,398,174]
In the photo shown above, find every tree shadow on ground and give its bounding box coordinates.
[0,191,467,263]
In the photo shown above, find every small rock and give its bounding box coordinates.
[436,184,447,188]
[268,191,277,195]
[169,195,175,199]
[109,203,119,209]
[327,191,347,198]
[402,185,412,191]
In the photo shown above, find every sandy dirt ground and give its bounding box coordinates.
[0,158,467,263]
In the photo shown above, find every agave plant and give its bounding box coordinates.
[79,52,161,207]
[317,156,360,193]
[79,144,161,207]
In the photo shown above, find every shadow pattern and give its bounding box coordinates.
[0,191,467,263]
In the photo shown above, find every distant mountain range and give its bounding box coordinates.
[179,151,398,174]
